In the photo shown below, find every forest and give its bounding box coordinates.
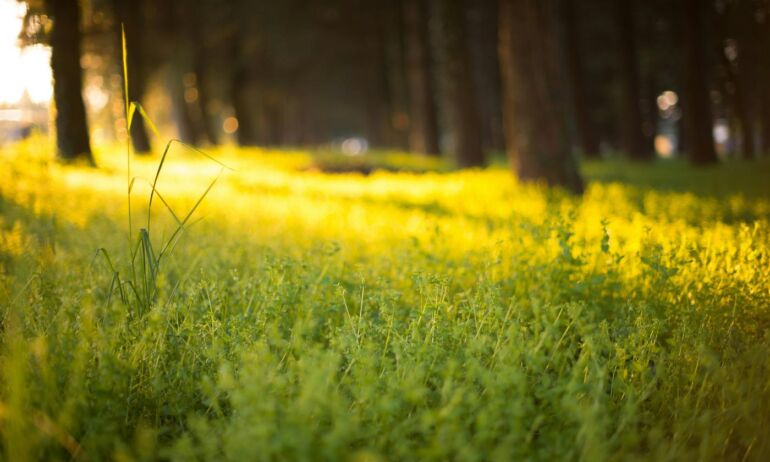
[1,0,769,460]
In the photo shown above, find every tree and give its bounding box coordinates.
[467,0,505,154]
[230,2,260,146]
[153,0,202,145]
[432,0,485,167]
[731,1,761,158]
[498,0,583,193]
[113,0,152,153]
[403,0,440,155]
[563,0,600,158]
[614,0,653,160]
[46,0,93,163]
[681,0,717,164]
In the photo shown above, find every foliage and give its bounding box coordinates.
[1,141,769,460]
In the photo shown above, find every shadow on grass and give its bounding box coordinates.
[582,158,770,199]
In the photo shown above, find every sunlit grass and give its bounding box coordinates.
[1,138,769,460]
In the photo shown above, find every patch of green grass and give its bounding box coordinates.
[1,142,769,461]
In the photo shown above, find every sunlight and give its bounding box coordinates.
[0,0,52,105]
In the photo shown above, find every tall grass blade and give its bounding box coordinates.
[136,103,160,137]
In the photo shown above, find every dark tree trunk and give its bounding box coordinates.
[167,63,197,145]
[230,22,260,147]
[193,51,220,146]
[762,85,770,157]
[403,0,440,155]
[734,17,759,159]
[734,79,756,158]
[181,3,220,147]
[614,0,652,160]
[47,0,93,163]
[363,9,393,149]
[114,0,151,153]
[563,0,599,158]
[264,100,285,146]
[760,19,770,157]
[681,0,717,165]
[231,71,259,146]
[383,0,411,150]
[159,0,202,146]
[433,0,485,167]
[498,0,583,193]
[468,0,505,154]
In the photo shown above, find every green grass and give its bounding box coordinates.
[1,140,769,461]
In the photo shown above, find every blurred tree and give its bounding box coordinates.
[230,1,260,146]
[44,0,94,163]
[403,0,440,155]
[113,0,151,153]
[573,0,623,154]
[614,0,653,160]
[681,0,717,164]
[432,0,485,167]
[151,0,202,145]
[563,0,600,158]
[468,0,505,155]
[729,0,761,158]
[499,0,583,193]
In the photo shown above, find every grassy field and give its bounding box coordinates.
[1,139,769,461]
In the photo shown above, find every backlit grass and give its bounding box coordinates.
[1,139,769,461]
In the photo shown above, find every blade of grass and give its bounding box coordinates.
[159,170,223,259]
[135,103,160,137]
[122,24,133,254]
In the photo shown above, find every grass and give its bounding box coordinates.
[1,138,769,461]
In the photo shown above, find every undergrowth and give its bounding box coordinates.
[0,136,769,460]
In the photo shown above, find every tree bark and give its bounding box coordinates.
[157,0,203,146]
[230,19,260,147]
[403,0,440,155]
[47,0,93,163]
[468,0,505,154]
[167,63,197,145]
[614,0,652,160]
[114,0,151,153]
[681,0,717,165]
[432,0,485,167]
[363,7,393,149]
[734,8,759,159]
[498,0,583,193]
[563,0,599,158]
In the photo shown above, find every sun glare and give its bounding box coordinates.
[0,0,52,104]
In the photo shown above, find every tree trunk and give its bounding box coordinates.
[681,0,717,165]
[363,9,393,149]
[193,49,221,146]
[762,85,770,157]
[614,0,652,161]
[159,0,203,146]
[734,14,759,159]
[467,0,505,154]
[403,0,440,155]
[114,0,151,153]
[563,0,599,158]
[231,71,259,146]
[47,0,93,163]
[167,62,197,145]
[432,0,485,167]
[230,27,260,146]
[383,0,411,150]
[498,0,583,193]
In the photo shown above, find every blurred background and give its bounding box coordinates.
[0,0,768,170]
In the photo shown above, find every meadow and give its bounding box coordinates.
[1,139,769,461]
